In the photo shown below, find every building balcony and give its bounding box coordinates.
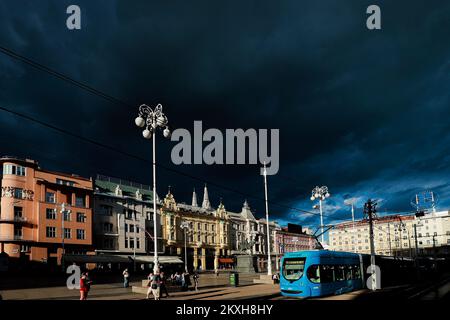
[103,232,119,237]
[0,216,33,225]
[0,235,32,242]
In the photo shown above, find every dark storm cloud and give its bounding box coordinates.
[1,0,450,229]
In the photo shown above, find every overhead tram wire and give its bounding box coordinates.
[0,104,327,219]
[0,45,133,109]
[0,44,338,219]
[0,45,414,224]
[0,105,394,226]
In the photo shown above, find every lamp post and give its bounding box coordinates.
[135,103,171,273]
[60,203,71,272]
[263,162,272,276]
[133,209,137,272]
[310,186,331,245]
[180,221,190,273]
[344,198,357,252]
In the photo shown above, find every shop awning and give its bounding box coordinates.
[127,255,183,264]
[219,258,234,264]
[64,254,131,264]
[63,254,183,264]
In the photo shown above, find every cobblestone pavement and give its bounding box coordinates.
[0,273,280,300]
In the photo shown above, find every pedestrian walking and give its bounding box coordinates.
[181,272,190,291]
[79,272,90,300]
[123,268,130,288]
[146,272,154,299]
[193,272,199,291]
[215,268,219,277]
[160,272,170,298]
[150,271,162,300]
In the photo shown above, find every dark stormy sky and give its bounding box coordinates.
[1,1,449,232]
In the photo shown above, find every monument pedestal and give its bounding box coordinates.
[236,254,257,273]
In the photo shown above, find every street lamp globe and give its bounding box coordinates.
[163,127,171,138]
[325,193,331,198]
[310,196,315,201]
[156,116,165,127]
[135,116,145,128]
[142,128,152,139]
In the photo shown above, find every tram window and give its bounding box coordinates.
[320,265,334,283]
[282,258,306,281]
[353,265,361,279]
[307,265,321,283]
[335,265,346,281]
[345,266,352,280]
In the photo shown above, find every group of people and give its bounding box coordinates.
[171,271,201,291]
[145,270,201,299]
[78,267,204,300]
[146,270,170,300]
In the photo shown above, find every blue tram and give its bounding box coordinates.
[280,250,364,298]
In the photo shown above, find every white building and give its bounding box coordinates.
[329,211,450,257]
[93,175,162,257]
[415,210,450,250]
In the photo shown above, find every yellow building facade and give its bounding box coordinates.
[160,186,231,271]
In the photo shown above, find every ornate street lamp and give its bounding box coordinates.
[310,186,331,245]
[135,103,171,273]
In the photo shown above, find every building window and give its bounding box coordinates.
[46,208,57,220]
[63,211,71,221]
[14,188,23,199]
[75,195,85,207]
[130,239,135,249]
[46,226,57,238]
[104,223,113,233]
[56,178,75,187]
[3,164,26,176]
[137,239,140,249]
[63,228,71,239]
[76,229,86,240]
[125,238,128,248]
[76,212,86,223]
[130,224,135,233]
[14,206,23,218]
[124,209,133,219]
[125,224,128,232]
[104,238,114,249]
[14,226,23,238]
[101,205,113,216]
[146,211,153,221]
[46,192,56,203]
